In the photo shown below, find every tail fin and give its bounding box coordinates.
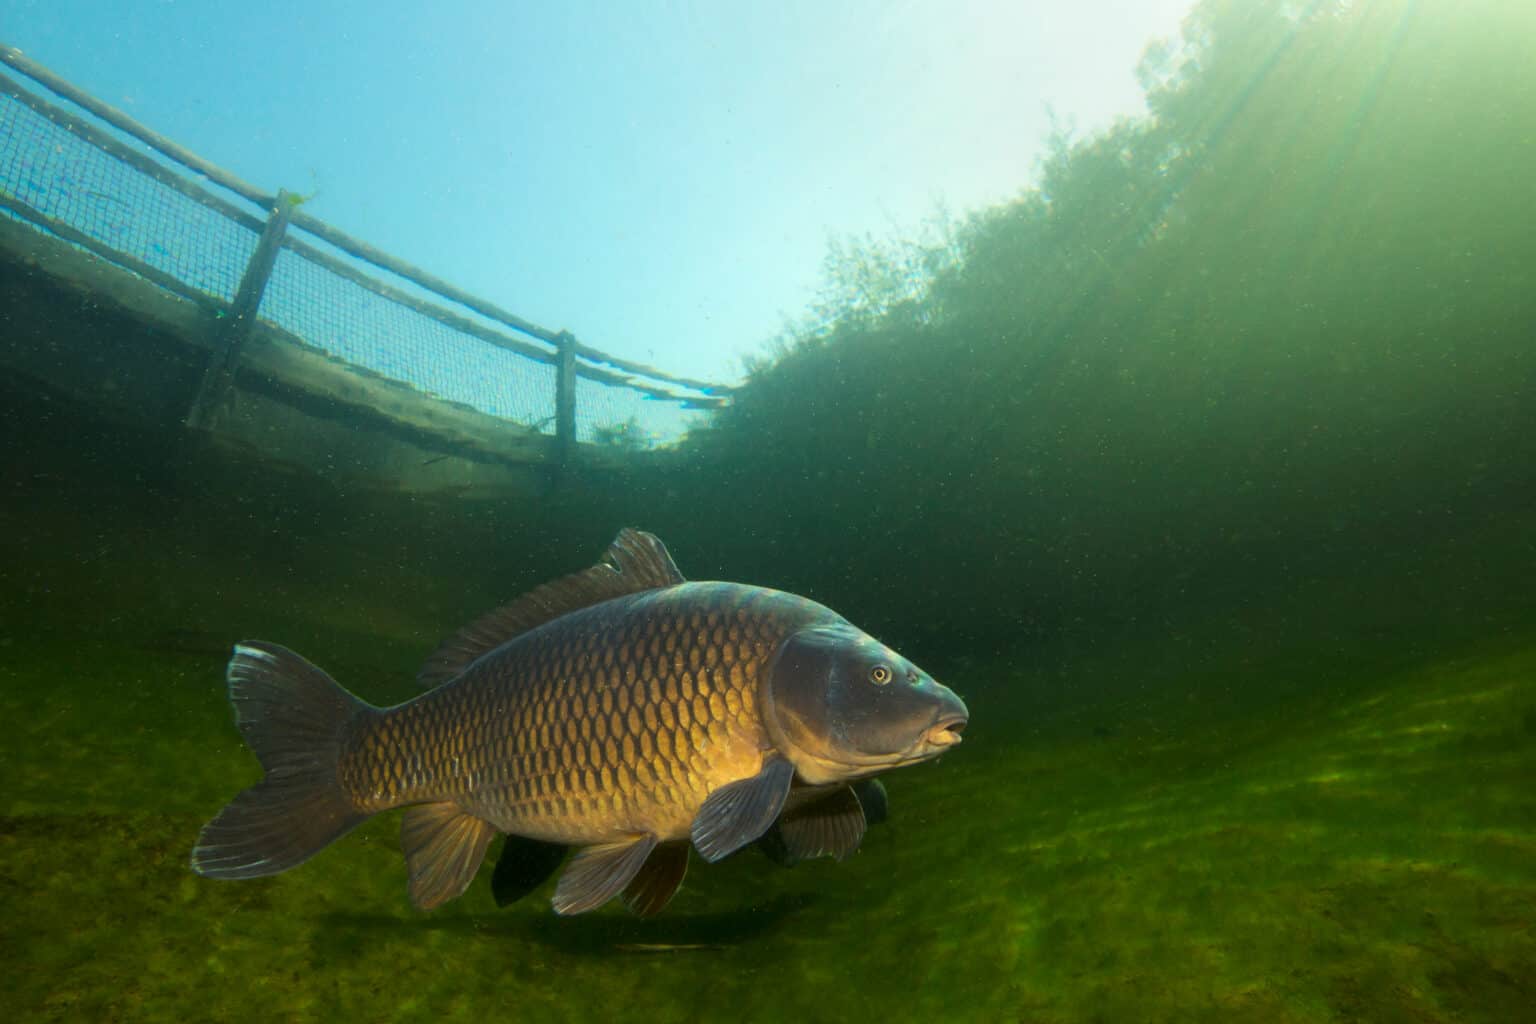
[191,642,373,880]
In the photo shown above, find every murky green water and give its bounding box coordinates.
[4,0,1535,1021]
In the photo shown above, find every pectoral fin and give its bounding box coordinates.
[553,834,657,915]
[400,802,497,910]
[775,784,868,863]
[490,835,568,908]
[851,778,889,826]
[691,756,795,863]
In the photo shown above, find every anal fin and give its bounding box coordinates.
[401,802,497,910]
[621,842,689,917]
[553,834,657,916]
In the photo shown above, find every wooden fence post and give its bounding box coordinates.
[554,330,577,464]
[185,190,294,430]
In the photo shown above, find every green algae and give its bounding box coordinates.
[3,630,1531,1022]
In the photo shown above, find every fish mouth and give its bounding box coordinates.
[830,714,968,776]
[921,715,967,749]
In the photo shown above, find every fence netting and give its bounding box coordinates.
[261,243,560,431]
[0,85,256,303]
[0,72,711,446]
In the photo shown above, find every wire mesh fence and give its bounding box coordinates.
[0,51,724,449]
[260,242,561,430]
[0,83,257,305]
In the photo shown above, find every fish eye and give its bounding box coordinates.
[869,664,892,685]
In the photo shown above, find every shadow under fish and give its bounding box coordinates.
[190,529,967,917]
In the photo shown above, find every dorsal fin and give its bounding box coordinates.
[416,528,685,689]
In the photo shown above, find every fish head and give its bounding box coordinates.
[762,623,968,786]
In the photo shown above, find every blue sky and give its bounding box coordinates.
[3,0,1193,384]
